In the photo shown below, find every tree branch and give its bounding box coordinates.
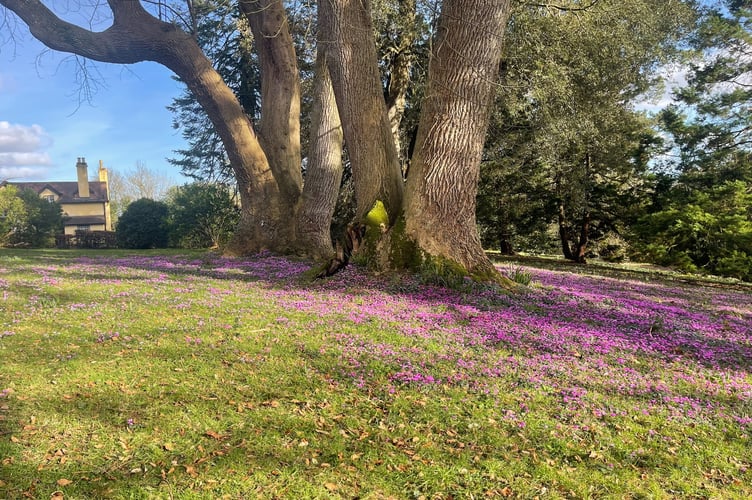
[0,0,173,64]
[524,0,600,13]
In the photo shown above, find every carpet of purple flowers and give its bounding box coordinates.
[36,252,752,434]
[1,250,751,496]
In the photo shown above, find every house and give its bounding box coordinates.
[4,158,112,235]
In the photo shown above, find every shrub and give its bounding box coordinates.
[166,182,239,249]
[116,198,170,249]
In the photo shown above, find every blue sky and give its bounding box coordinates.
[1,27,189,184]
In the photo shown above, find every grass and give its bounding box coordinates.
[1,248,751,499]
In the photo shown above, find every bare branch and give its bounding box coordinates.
[523,0,600,13]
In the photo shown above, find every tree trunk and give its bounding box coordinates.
[499,233,515,255]
[240,0,303,210]
[318,0,404,222]
[558,201,575,261]
[0,0,295,254]
[294,39,345,259]
[402,0,513,278]
[384,0,417,170]
[574,211,590,263]
[573,151,592,263]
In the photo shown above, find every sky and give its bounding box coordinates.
[0,15,189,184]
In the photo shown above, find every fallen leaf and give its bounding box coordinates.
[204,430,223,440]
[56,478,73,487]
[163,443,175,451]
[324,482,338,491]
[50,492,64,499]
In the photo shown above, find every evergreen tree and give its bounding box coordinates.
[635,0,752,279]
[167,0,260,183]
[477,0,695,260]
[12,189,64,247]
[116,198,170,249]
[167,182,240,249]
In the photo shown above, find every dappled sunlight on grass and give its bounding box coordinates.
[1,249,750,498]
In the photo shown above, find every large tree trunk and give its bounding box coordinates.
[0,0,294,254]
[239,0,303,210]
[294,38,345,259]
[318,0,404,222]
[384,0,417,170]
[402,0,513,278]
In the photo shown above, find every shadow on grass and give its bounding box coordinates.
[2,247,751,497]
[4,249,752,375]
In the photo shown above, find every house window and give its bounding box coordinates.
[43,195,55,203]
[76,225,91,232]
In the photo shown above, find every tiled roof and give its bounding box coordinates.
[4,181,109,203]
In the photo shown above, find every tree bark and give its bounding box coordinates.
[239,0,303,209]
[499,233,515,255]
[318,0,404,222]
[294,39,345,259]
[0,0,296,254]
[574,211,590,263]
[403,0,512,278]
[384,0,417,170]
[573,152,592,263]
[558,201,575,261]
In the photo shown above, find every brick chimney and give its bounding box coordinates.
[76,157,90,198]
[98,160,112,231]
[98,160,109,192]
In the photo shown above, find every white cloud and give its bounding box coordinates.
[0,122,53,179]
[0,165,50,180]
[0,151,52,166]
[0,121,52,153]
[633,64,689,113]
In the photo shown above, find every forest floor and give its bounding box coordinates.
[1,248,750,499]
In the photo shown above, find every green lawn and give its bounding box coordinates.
[1,249,750,498]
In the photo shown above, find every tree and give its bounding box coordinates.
[0,0,301,253]
[167,182,240,249]
[0,185,26,246]
[2,0,514,280]
[399,0,513,277]
[167,0,260,184]
[116,198,170,249]
[12,188,64,247]
[476,0,696,262]
[319,0,513,279]
[318,0,405,225]
[109,161,176,221]
[634,178,752,279]
[293,40,346,258]
[635,0,752,279]
[659,0,751,175]
[167,0,422,259]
